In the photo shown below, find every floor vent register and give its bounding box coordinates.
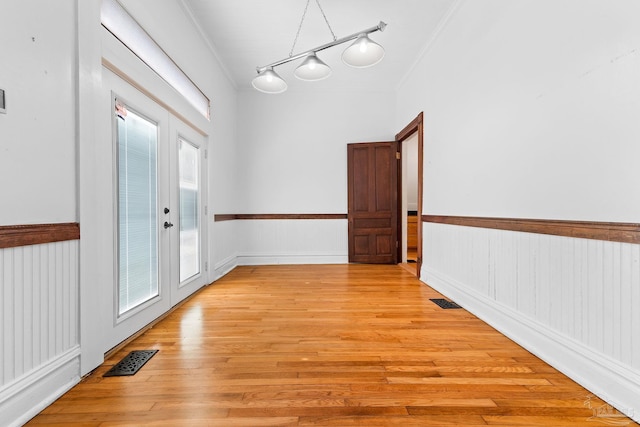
[103,350,159,377]
[429,298,462,309]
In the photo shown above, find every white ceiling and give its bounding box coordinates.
[181,0,458,92]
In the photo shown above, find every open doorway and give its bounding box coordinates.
[400,132,419,274]
[345,113,423,273]
[396,113,424,278]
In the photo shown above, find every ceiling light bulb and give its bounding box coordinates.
[252,67,287,94]
[342,34,385,68]
[294,53,332,81]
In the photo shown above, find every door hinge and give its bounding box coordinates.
[396,241,399,248]
[204,205,208,215]
[204,149,208,159]
[396,152,401,160]
[205,262,208,272]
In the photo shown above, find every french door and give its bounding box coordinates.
[170,117,208,304]
[104,69,207,351]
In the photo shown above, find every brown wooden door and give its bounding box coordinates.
[348,142,398,264]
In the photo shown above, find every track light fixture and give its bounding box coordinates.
[251,0,387,94]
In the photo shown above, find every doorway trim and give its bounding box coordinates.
[396,112,424,278]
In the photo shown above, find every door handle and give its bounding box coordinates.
[163,221,174,229]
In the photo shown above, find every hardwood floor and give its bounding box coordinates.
[28,265,638,426]
[399,262,417,275]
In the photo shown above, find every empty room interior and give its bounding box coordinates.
[1,0,640,425]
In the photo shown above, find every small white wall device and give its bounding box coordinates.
[0,89,5,114]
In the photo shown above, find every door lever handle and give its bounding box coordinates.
[163,221,174,229]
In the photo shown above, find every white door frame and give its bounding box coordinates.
[79,14,212,374]
[169,115,209,306]
[85,66,209,362]
[104,69,172,352]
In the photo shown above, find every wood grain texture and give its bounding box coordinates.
[26,265,638,426]
[0,223,80,249]
[348,142,398,264]
[423,215,640,244]
[215,214,347,221]
[395,112,424,142]
[407,216,418,250]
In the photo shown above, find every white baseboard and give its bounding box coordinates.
[213,254,239,280]
[237,253,348,266]
[422,266,640,423]
[0,346,81,427]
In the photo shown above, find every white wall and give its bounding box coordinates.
[233,89,395,264]
[0,3,81,426]
[238,89,395,214]
[398,0,640,223]
[0,0,77,225]
[397,0,640,421]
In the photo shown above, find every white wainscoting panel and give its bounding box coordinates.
[212,220,239,279]
[235,219,349,265]
[0,240,80,427]
[422,222,640,422]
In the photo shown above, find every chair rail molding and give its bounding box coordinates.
[0,223,80,249]
[422,215,640,244]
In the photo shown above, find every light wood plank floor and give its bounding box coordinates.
[28,265,638,426]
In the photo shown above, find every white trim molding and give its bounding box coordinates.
[0,347,81,427]
[237,253,348,266]
[214,254,239,279]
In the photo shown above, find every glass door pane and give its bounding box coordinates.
[178,138,200,283]
[116,108,159,315]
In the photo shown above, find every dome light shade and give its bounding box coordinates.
[252,67,287,94]
[342,34,385,68]
[294,53,332,81]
